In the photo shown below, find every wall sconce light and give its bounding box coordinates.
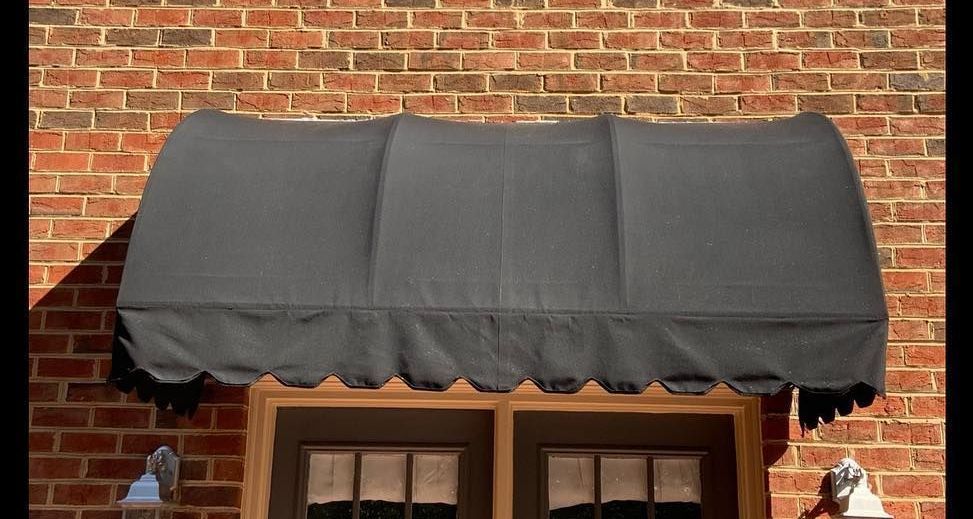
[117,445,180,508]
[830,458,892,518]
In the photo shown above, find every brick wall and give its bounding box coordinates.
[27,0,945,517]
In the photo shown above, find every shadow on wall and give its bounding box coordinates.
[29,214,248,511]
[760,390,837,518]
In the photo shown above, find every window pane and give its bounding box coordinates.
[654,458,701,519]
[601,457,648,519]
[306,453,355,519]
[361,453,407,519]
[413,454,459,519]
[548,456,595,519]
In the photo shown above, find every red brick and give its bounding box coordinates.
[120,433,179,454]
[52,484,113,505]
[157,71,210,89]
[84,457,146,479]
[687,52,742,72]
[682,96,738,115]
[214,29,268,48]
[135,8,190,27]
[689,11,743,29]
[602,74,657,93]
[329,31,380,49]
[79,8,134,26]
[493,31,546,50]
[44,69,98,88]
[633,12,685,29]
[66,383,123,403]
[30,457,84,479]
[518,52,572,71]
[413,11,463,29]
[60,432,118,453]
[910,396,944,417]
[549,31,601,49]
[804,10,858,27]
[245,9,298,27]
[84,197,140,217]
[659,32,711,50]
[457,94,512,113]
[883,475,943,497]
[193,9,244,27]
[187,49,242,69]
[181,485,243,508]
[29,382,60,402]
[184,434,246,456]
[347,94,401,113]
[719,30,774,49]
[213,459,245,481]
[803,51,860,69]
[544,74,597,93]
[741,94,796,113]
[29,483,47,505]
[799,446,847,468]
[464,52,516,71]
[467,11,516,29]
[746,52,801,71]
[404,94,456,113]
[292,93,345,112]
[887,369,935,391]
[576,12,628,30]
[817,420,879,442]
[747,11,801,28]
[31,432,56,453]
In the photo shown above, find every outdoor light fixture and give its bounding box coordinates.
[117,445,180,508]
[830,458,892,518]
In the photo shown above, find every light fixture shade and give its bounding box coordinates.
[117,445,180,508]
[117,474,164,507]
[839,486,894,518]
[830,458,893,519]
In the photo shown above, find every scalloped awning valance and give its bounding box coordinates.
[109,110,887,430]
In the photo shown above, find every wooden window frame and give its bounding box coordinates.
[242,376,766,519]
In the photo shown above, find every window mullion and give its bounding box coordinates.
[646,456,655,519]
[405,453,414,519]
[594,455,602,519]
[352,452,362,519]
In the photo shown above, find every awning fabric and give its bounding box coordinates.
[109,110,888,429]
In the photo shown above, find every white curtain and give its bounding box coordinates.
[547,456,595,510]
[654,458,701,504]
[601,457,648,503]
[307,453,355,504]
[306,452,460,505]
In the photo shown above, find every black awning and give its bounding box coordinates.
[109,110,888,429]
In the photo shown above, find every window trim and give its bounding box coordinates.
[242,376,766,519]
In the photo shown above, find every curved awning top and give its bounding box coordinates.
[110,110,888,429]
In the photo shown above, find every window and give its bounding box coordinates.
[268,407,493,519]
[245,378,766,519]
[302,448,462,519]
[514,411,736,519]
[545,452,703,519]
